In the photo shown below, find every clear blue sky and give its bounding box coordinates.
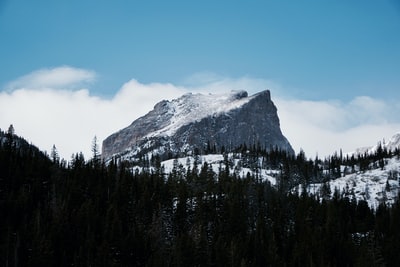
[1,0,399,100]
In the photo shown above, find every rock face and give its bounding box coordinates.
[102,90,294,161]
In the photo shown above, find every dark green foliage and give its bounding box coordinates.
[1,130,400,266]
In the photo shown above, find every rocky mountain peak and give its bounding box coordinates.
[102,90,293,161]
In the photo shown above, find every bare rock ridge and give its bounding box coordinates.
[102,90,294,161]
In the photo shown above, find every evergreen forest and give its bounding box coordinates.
[1,128,400,266]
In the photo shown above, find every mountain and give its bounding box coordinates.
[102,90,294,161]
[352,132,400,156]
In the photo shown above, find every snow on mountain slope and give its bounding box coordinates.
[298,157,400,209]
[381,132,400,152]
[147,90,253,137]
[352,133,400,156]
[132,153,278,185]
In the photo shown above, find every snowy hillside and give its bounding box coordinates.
[297,157,400,209]
[132,153,278,186]
[153,152,400,209]
[296,132,400,209]
[352,132,400,156]
[130,137,400,209]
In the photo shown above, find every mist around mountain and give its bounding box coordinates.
[1,125,400,266]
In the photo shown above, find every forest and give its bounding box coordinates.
[1,127,400,266]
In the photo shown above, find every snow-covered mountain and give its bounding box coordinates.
[352,133,400,156]
[102,88,400,209]
[102,90,294,161]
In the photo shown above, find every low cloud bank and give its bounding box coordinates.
[1,66,399,160]
[275,97,400,157]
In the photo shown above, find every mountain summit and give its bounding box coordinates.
[102,90,294,161]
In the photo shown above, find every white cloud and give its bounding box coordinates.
[182,72,282,96]
[275,97,400,157]
[1,67,399,160]
[0,69,185,159]
[5,66,96,90]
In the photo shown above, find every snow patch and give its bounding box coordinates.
[146,91,254,137]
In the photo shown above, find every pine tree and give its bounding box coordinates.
[91,135,100,166]
[51,145,59,164]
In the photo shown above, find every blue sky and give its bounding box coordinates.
[1,0,399,99]
[0,0,400,158]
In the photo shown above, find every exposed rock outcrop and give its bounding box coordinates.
[102,90,294,161]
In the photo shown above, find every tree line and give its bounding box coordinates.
[1,127,400,266]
